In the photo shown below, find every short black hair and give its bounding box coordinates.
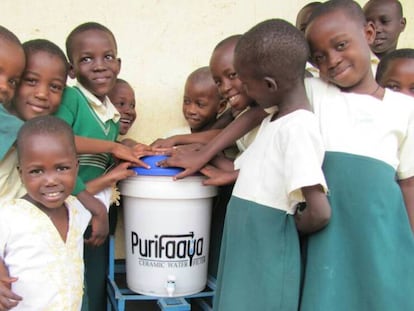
[213,34,242,52]
[17,115,76,161]
[187,66,214,84]
[376,48,414,82]
[364,0,404,18]
[308,0,367,28]
[65,22,117,63]
[0,25,21,46]
[234,19,309,82]
[23,39,69,77]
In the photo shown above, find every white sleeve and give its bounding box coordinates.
[281,114,328,202]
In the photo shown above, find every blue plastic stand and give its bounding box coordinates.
[107,236,216,311]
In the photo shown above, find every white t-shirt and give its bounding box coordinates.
[305,77,414,179]
[233,110,327,214]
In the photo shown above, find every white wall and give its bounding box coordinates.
[3,0,414,144]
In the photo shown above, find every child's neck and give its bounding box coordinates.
[340,73,384,100]
[274,82,310,120]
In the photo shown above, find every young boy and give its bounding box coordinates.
[211,19,330,311]
[363,0,406,60]
[0,116,91,310]
[182,66,225,133]
[108,78,137,137]
[376,48,414,97]
[301,1,414,310]
[54,22,131,311]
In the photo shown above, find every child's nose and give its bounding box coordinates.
[34,84,49,100]
[327,51,341,69]
[93,58,106,71]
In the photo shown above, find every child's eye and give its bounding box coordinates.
[313,54,325,64]
[380,17,390,25]
[9,78,19,88]
[105,55,115,60]
[80,57,92,63]
[29,168,43,175]
[386,83,400,91]
[115,102,126,108]
[24,78,37,86]
[50,83,64,92]
[214,79,221,87]
[57,166,70,172]
[183,98,191,105]
[229,72,238,79]
[336,41,347,51]
[197,101,206,108]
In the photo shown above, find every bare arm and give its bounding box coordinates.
[399,176,414,233]
[151,129,222,148]
[294,184,331,234]
[75,136,151,168]
[0,258,21,310]
[76,190,109,246]
[86,162,136,195]
[158,106,268,179]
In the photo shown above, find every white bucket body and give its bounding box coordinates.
[121,175,217,297]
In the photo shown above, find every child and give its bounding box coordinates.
[0,115,91,310]
[301,1,414,310]
[210,19,330,311]
[363,0,406,60]
[54,22,133,311]
[296,2,322,33]
[180,66,225,133]
[376,48,414,97]
[8,38,109,243]
[0,26,26,205]
[153,66,226,148]
[296,2,322,78]
[108,78,137,137]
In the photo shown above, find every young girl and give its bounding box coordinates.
[211,19,330,311]
[301,1,414,310]
[0,116,90,310]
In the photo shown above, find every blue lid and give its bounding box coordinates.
[131,155,184,176]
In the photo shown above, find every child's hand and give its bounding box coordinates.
[157,148,209,180]
[107,162,137,182]
[86,211,109,247]
[200,165,238,186]
[151,137,177,148]
[0,276,22,310]
[110,143,150,168]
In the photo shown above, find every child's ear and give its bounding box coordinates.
[68,63,76,79]
[264,77,278,92]
[116,58,122,74]
[400,17,407,32]
[365,21,376,45]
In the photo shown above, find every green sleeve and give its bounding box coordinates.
[72,175,86,195]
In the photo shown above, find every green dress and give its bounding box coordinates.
[300,152,414,311]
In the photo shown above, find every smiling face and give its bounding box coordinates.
[0,39,25,105]
[363,0,406,58]
[378,58,414,97]
[68,29,120,101]
[108,81,136,135]
[306,9,376,93]
[182,76,222,132]
[209,41,252,115]
[18,133,78,210]
[13,51,67,121]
